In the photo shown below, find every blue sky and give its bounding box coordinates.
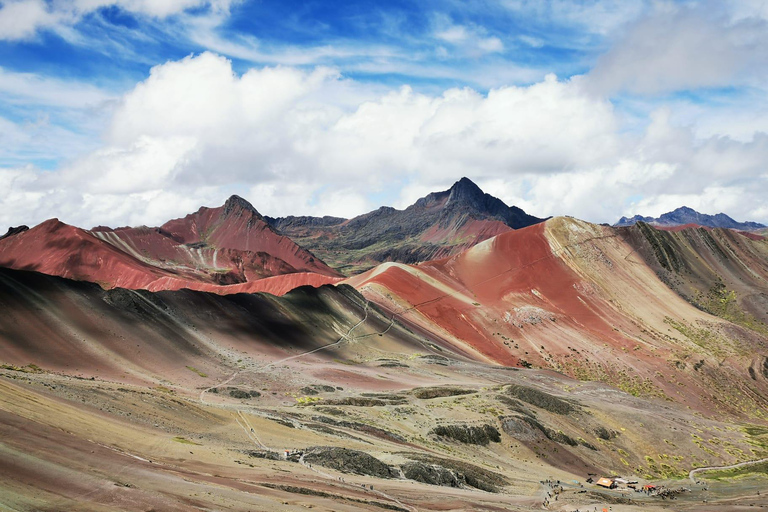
[1,0,768,228]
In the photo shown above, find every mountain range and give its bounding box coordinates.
[615,206,766,231]
[1,178,768,511]
[267,177,546,274]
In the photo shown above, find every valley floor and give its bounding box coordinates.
[2,344,767,511]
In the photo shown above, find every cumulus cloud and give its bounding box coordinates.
[3,52,768,230]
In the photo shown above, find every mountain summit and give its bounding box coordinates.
[615,206,766,231]
[0,196,341,295]
[415,177,541,228]
[268,177,545,274]
[222,194,261,217]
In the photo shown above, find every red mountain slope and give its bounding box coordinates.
[0,196,341,295]
[346,217,768,417]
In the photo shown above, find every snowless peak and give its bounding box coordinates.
[615,206,766,230]
[223,194,260,217]
[447,177,485,202]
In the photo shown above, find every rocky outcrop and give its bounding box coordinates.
[401,462,461,487]
[429,424,501,445]
[301,447,397,478]
[506,385,575,415]
[0,225,28,241]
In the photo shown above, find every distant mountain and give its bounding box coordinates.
[0,196,341,294]
[267,177,546,275]
[615,206,766,231]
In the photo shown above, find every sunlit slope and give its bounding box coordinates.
[619,221,768,329]
[347,217,768,419]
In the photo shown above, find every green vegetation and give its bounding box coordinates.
[185,366,207,377]
[743,425,768,456]
[0,363,43,373]
[664,317,731,358]
[699,461,768,481]
[550,358,667,399]
[695,282,768,336]
[173,436,201,445]
[296,396,322,405]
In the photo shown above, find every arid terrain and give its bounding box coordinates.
[1,182,767,511]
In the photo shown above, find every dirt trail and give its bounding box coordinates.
[200,302,370,405]
[202,302,418,511]
[689,457,768,482]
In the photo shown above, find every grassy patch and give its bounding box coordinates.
[185,366,208,378]
[173,436,201,445]
[695,282,768,336]
[1,363,43,373]
[699,461,768,481]
[664,317,731,358]
[296,396,322,405]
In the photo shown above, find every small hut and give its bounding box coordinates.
[596,477,616,489]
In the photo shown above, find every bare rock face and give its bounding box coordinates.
[429,423,501,445]
[506,385,575,415]
[301,447,397,478]
[401,462,461,487]
[499,415,547,442]
[0,226,28,241]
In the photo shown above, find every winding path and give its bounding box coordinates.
[689,457,768,483]
[200,301,418,511]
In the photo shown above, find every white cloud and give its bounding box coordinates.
[587,3,768,95]
[0,66,114,108]
[432,15,505,56]
[0,0,58,40]
[3,52,768,231]
[0,0,233,41]
[501,0,646,36]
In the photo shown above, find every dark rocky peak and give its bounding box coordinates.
[414,177,490,211]
[410,177,544,229]
[0,225,29,241]
[223,195,262,218]
[444,177,510,218]
[447,177,486,204]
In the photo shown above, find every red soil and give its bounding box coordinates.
[0,198,341,296]
[146,272,342,295]
[349,223,650,366]
[0,219,168,289]
[158,199,339,277]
